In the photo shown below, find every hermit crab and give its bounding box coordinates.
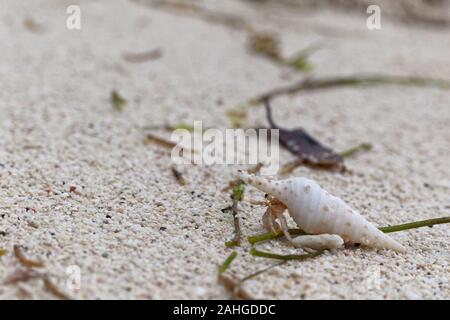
[240,171,406,253]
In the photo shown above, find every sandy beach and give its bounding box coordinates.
[0,0,449,299]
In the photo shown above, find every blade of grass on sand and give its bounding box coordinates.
[249,74,450,105]
[239,261,286,283]
[249,216,450,245]
[218,251,238,274]
[250,247,324,261]
[111,90,127,112]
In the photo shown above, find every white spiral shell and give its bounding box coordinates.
[240,172,405,253]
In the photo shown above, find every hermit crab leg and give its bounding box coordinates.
[277,213,294,243]
[262,208,281,233]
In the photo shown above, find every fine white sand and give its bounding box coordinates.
[0,0,449,299]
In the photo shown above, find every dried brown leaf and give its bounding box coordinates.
[264,99,343,169]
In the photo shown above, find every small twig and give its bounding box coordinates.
[219,261,286,300]
[250,247,324,261]
[122,48,162,63]
[239,261,286,284]
[143,133,199,163]
[223,164,263,247]
[171,166,187,185]
[217,274,254,300]
[280,158,346,175]
[43,276,72,300]
[9,245,71,299]
[144,133,177,149]
[225,184,245,247]
[13,245,44,269]
[217,254,286,299]
[218,251,238,274]
[27,220,39,229]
